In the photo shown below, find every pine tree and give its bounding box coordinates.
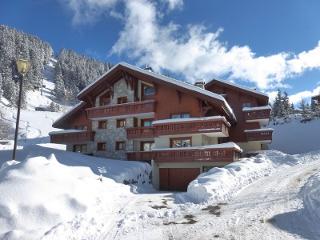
[282,91,291,117]
[54,68,66,101]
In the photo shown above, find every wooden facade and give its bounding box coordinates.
[50,63,273,190]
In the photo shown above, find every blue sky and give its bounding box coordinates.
[1,0,320,104]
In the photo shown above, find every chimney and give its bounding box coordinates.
[194,80,205,89]
[144,65,153,72]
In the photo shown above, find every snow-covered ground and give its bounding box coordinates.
[1,68,320,239]
[270,117,320,154]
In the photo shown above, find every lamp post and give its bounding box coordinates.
[12,59,30,160]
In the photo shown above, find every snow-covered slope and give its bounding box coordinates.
[269,118,320,154]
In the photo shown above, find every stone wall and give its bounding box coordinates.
[91,78,135,160]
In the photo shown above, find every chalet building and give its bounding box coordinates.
[50,62,273,191]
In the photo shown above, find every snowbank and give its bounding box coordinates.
[270,118,320,154]
[0,154,132,239]
[0,143,152,187]
[186,150,308,203]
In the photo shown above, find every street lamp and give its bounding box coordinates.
[12,59,30,160]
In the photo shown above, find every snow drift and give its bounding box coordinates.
[0,154,132,239]
[186,150,319,203]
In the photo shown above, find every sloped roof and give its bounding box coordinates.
[77,62,237,122]
[205,78,269,100]
[52,101,86,128]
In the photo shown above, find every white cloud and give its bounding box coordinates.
[161,0,183,10]
[289,86,320,105]
[62,0,320,91]
[111,0,320,90]
[62,0,118,25]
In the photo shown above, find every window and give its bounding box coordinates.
[242,103,252,108]
[171,113,190,119]
[140,141,154,151]
[117,96,128,104]
[142,83,155,97]
[116,141,126,151]
[170,137,192,148]
[117,119,126,128]
[99,92,111,106]
[73,144,87,153]
[98,120,107,129]
[141,118,153,127]
[97,142,106,151]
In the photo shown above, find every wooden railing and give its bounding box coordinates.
[153,118,229,136]
[127,147,240,162]
[245,129,273,141]
[86,100,156,118]
[126,127,155,139]
[127,151,154,162]
[152,147,239,162]
[50,131,95,144]
[243,109,271,121]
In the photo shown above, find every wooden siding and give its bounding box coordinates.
[50,131,95,144]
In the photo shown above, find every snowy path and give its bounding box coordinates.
[97,159,320,240]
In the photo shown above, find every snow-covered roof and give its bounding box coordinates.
[49,129,87,135]
[152,116,231,127]
[242,105,272,112]
[52,101,85,128]
[153,142,243,152]
[206,78,269,98]
[244,128,274,133]
[77,62,236,122]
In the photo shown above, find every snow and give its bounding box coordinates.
[270,118,320,154]
[152,142,242,152]
[244,127,273,132]
[206,78,269,97]
[49,129,86,135]
[152,115,231,126]
[0,154,133,239]
[77,62,237,121]
[242,105,272,111]
[51,101,85,128]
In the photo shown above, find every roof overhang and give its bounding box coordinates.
[77,62,237,123]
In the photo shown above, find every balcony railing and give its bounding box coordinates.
[245,129,273,141]
[152,147,239,162]
[243,107,271,121]
[127,145,241,162]
[126,126,155,139]
[50,130,95,144]
[127,151,153,162]
[153,117,230,136]
[86,100,156,119]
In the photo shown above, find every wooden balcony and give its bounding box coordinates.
[86,100,156,119]
[50,130,95,144]
[245,129,273,141]
[153,117,230,136]
[243,107,271,122]
[127,151,153,162]
[152,146,240,163]
[126,126,155,139]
